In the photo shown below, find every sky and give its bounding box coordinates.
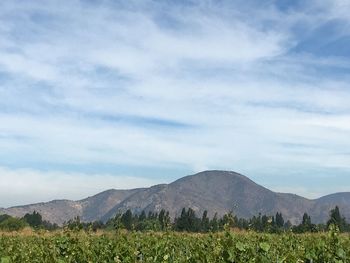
[0,0,350,207]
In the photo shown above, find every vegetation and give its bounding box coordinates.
[0,206,349,234]
[0,225,349,262]
[0,211,57,232]
[0,217,27,232]
[327,206,349,232]
[99,206,350,234]
[0,207,350,261]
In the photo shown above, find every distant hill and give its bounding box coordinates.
[1,170,349,225]
[0,189,140,225]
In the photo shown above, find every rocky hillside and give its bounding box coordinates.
[1,170,349,225]
[0,189,140,225]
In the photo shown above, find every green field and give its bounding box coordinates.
[0,227,349,263]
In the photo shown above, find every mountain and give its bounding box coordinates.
[309,193,350,224]
[102,171,316,224]
[0,189,140,225]
[1,170,349,225]
[78,188,142,222]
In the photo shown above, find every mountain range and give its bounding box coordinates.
[1,170,349,225]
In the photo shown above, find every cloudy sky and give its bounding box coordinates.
[0,0,350,207]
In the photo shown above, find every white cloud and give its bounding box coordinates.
[0,166,159,207]
[0,0,349,205]
[0,52,58,81]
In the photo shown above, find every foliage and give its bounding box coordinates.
[0,215,11,224]
[103,206,350,234]
[0,217,27,231]
[327,206,349,232]
[63,217,104,233]
[23,211,42,228]
[1,204,349,235]
[0,227,350,262]
[0,207,349,261]
[292,213,318,233]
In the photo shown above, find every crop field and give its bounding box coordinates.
[0,227,349,263]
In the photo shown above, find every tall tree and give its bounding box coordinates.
[175,208,188,231]
[158,209,170,230]
[293,213,316,233]
[121,209,133,230]
[139,211,146,221]
[23,211,43,228]
[210,213,219,232]
[275,212,284,228]
[186,208,200,232]
[327,206,347,232]
[201,210,210,232]
[302,213,311,226]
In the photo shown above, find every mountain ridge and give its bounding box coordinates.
[1,170,349,225]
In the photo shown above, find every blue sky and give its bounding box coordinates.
[0,0,350,206]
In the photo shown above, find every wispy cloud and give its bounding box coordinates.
[0,0,349,205]
[0,166,159,207]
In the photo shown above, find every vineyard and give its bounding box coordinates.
[0,226,349,263]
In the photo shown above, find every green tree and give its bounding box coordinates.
[175,208,187,231]
[275,212,284,228]
[302,213,311,226]
[174,208,201,232]
[201,210,210,232]
[293,213,317,233]
[187,208,200,232]
[23,211,43,228]
[327,206,347,232]
[66,216,83,231]
[139,211,146,221]
[121,209,133,230]
[0,214,11,223]
[158,209,167,230]
[113,214,124,230]
[210,213,219,232]
[0,217,27,231]
[250,213,264,232]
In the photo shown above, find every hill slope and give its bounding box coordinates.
[104,171,314,224]
[0,189,139,225]
[1,170,349,225]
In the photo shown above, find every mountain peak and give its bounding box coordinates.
[1,170,350,225]
[175,170,253,184]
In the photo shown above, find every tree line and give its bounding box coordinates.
[0,211,58,231]
[0,206,348,233]
[100,206,349,233]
